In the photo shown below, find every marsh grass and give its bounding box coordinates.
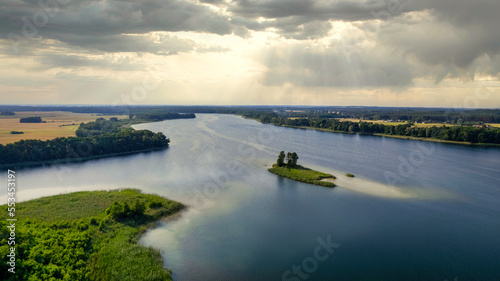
[0,189,183,281]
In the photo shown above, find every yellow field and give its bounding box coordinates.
[0,111,127,145]
[336,118,407,126]
[335,118,472,128]
[486,123,500,128]
[413,123,454,128]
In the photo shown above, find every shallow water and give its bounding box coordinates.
[2,114,500,280]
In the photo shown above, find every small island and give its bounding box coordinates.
[268,151,336,188]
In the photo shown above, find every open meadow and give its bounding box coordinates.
[0,111,127,145]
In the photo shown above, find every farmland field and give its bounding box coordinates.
[0,111,127,145]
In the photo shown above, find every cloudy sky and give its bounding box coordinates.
[1,0,499,107]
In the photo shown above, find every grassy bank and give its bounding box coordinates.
[268,164,336,188]
[0,189,184,281]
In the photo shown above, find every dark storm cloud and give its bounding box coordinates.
[199,0,227,6]
[229,0,386,21]
[1,0,499,86]
[262,45,413,88]
[239,0,500,84]
[227,0,500,72]
[0,0,233,53]
[392,0,500,71]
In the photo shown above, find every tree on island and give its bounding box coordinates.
[292,152,298,166]
[277,151,286,167]
[276,151,299,168]
[287,152,298,167]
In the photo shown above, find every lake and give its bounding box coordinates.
[2,114,500,281]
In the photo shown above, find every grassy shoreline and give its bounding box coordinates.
[0,189,184,281]
[268,164,336,188]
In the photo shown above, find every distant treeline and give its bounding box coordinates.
[0,111,15,115]
[2,105,499,123]
[244,107,500,124]
[19,116,42,123]
[0,105,249,115]
[246,113,500,144]
[0,128,169,165]
[131,112,195,121]
[75,113,195,137]
[76,117,125,137]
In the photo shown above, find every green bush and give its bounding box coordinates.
[149,201,163,209]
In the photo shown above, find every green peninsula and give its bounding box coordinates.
[268,151,336,188]
[0,189,184,281]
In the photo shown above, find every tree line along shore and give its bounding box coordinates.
[0,113,195,168]
[244,112,500,145]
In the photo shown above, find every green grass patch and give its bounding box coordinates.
[268,164,336,188]
[346,173,355,178]
[0,189,184,281]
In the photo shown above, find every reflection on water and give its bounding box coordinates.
[2,114,500,281]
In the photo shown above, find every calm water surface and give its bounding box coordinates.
[2,114,500,281]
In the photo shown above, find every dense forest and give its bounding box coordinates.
[75,113,195,137]
[0,117,171,166]
[245,112,500,144]
[0,111,200,166]
[0,128,169,165]
[75,118,126,137]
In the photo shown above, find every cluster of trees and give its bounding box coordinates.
[0,128,170,165]
[0,111,15,115]
[76,114,196,137]
[19,116,42,123]
[10,131,24,134]
[106,200,146,221]
[277,151,299,168]
[0,219,92,281]
[75,118,123,137]
[249,113,500,144]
